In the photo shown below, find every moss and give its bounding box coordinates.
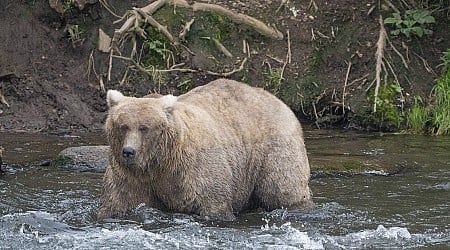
[152,4,189,30]
[52,155,74,168]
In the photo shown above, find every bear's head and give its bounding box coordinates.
[105,90,178,172]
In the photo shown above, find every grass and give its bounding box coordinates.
[431,70,450,135]
[405,69,450,135]
[407,96,430,134]
[438,48,450,74]
[264,67,283,95]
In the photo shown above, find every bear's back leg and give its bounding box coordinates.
[252,140,313,211]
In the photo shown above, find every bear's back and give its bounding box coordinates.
[177,78,302,139]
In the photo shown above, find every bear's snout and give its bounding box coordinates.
[122,146,136,160]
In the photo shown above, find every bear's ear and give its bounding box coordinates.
[161,94,177,117]
[107,90,125,108]
[160,94,177,109]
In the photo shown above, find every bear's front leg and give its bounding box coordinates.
[196,196,236,221]
[98,167,159,219]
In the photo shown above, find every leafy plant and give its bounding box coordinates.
[438,48,450,74]
[368,83,405,129]
[384,10,435,38]
[142,27,174,69]
[147,40,171,61]
[407,96,430,133]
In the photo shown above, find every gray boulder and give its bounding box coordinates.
[54,146,109,172]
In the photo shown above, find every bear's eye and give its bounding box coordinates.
[139,125,149,132]
[119,124,129,131]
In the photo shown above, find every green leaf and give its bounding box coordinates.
[391,30,401,36]
[411,26,424,37]
[403,28,411,37]
[384,17,397,24]
[422,15,435,24]
[392,13,402,19]
[390,84,403,94]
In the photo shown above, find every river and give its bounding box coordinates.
[0,130,449,249]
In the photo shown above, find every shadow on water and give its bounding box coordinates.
[0,130,449,249]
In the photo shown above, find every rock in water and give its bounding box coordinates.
[54,146,109,172]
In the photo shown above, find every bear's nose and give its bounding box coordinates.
[122,146,136,159]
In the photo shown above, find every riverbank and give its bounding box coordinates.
[0,1,449,132]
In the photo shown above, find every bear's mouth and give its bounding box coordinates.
[121,157,137,169]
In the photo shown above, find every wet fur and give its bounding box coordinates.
[98,79,313,220]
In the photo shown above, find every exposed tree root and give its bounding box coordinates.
[106,0,283,82]
[179,18,195,41]
[205,58,248,77]
[342,61,352,114]
[373,15,387,113]
[373,15,407,113]
[0,91,9,108]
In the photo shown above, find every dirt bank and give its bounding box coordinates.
[0,0,449,132]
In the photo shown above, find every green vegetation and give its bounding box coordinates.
[431,70,450,135]
[63,0,74,13]
[404,49,450,135]
[407,96,430,134]
[142,27,175,69]
[206,11,232,41]
[66,24,84,46]
[368,83,404,129]
[384,10,435,38]
[264,67,283,95]
[438,48,450,74]
[177,79,193,93]
[52,155,74,168]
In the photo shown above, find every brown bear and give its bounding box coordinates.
[98,78,313,220]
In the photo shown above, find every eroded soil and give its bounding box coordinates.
[0,0,449,132]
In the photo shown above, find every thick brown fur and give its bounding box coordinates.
[98,79,313,220]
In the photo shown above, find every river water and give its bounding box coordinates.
[0,130,449,249]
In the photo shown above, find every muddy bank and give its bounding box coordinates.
[0,1,449,132]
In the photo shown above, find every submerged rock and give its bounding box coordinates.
[54,146,109,172]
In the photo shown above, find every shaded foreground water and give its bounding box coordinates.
[0,130,449,249]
